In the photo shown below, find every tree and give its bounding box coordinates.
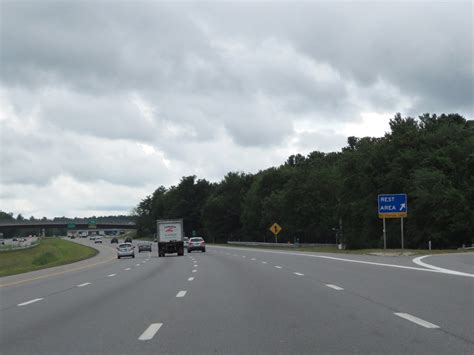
[133,112,473,249]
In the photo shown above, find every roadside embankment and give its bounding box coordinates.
[0,238,98,277]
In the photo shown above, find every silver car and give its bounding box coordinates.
[117,243,135,259]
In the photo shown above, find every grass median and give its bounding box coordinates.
[0,238,99,277]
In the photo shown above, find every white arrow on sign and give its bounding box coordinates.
[399,203,406,211]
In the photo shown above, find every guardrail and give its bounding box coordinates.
[0,239,40,252]
[227,241,339,248]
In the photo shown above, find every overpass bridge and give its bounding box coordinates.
[0,220,136,232]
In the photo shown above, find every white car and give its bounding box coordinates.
[94,237,102,244]
[117,243,135,259]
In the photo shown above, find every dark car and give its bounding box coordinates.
[138,242,152,252]
[124,237,132,243]
[188,237,206,253]
[111,237,119,244]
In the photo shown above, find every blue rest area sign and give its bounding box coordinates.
[378,194,407,219]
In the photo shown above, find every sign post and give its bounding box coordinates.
[378,194,407,249]
[401,217,404,249]
[383,218,387,249]
[269,223,282,243]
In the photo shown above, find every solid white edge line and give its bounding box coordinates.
[394,313,440,329]
[412,256,474,277]
[326,284,344,290]
[188,277,194,281]
[77,282,91,287]
[294,272,304,276]
[138,323,163,341]
[208,246,474,277]
[176,290,187,298]
[107,274,116,277]
[18,298,43,306]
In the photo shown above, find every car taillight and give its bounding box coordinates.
[201,241,205,245]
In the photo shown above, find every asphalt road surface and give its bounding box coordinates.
[1,242,473,354]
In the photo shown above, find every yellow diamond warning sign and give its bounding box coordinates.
[269,223,282,236]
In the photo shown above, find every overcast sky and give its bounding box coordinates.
[1,0,472,218]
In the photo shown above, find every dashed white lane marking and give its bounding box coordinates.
[176,291,187,298]
[242,255,247,258]
[210,246,473,278]
[107,274,116,277]
[138,323,163,341]
[412,256,474,277]
[394,313,440,329]
[77,282,91,288]
[233,254,238,256]
[294,272,304,276]
[251,258,256,261]
[136,264,140,266]
[262,261,267,264]
[125,268,131,271]
[188,277,194,281]
[274,266,282,269]
[192,269,197,273]
[326,284,344,291]
[18,298,43,306]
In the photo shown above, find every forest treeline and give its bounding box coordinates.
[134,113,473,249]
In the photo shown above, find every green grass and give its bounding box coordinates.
[212,243,474,256]
[0,238,99,277]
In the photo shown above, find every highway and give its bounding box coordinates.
[1,241,473,354]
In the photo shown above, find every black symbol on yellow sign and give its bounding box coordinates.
[269,223,282,236]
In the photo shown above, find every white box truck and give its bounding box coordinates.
[157,219,185,257]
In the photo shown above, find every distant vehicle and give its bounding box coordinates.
[157,219,184,257]
[12,237,18,241]
[111,237,118,244]
[94,237,102,244]
[117,243,135,259]
[70,235,76,239]
[188,237,206,253]
[138,242,152,252]
[124,237,132,243]
[184,237,189,248]
[89,236,95,241]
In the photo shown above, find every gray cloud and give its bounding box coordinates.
[0,1,472,217]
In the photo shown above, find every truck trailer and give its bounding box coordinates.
[157,219,185,257]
